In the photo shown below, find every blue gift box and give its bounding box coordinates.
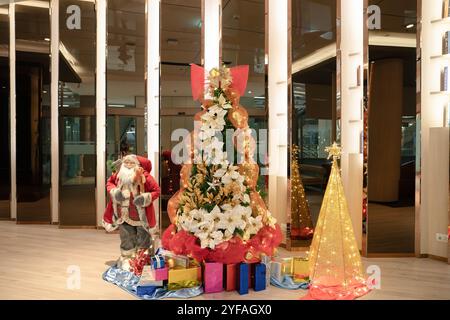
[136,285,158,297]
[151,255,165,269]
[254,263,267,292]
[237,263,249,295]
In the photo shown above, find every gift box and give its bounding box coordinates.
[151,267,168,281]
[254,263,267,292]
[293,257,309,280]
[168,266,201,285]
[203,262,223,294]
[270,261,282,282]
[223,264,238,291]
[237,263,249,295]
[151,255,165,269]
[136,285,158,296]
[260,255,272,287]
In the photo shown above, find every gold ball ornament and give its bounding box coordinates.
[245,251,254,261]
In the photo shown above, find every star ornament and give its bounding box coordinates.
[325,142,342,160]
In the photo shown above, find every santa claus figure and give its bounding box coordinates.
[103,154,161,270]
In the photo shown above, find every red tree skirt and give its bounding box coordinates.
[301,283,371,300]
[162,224,283,264]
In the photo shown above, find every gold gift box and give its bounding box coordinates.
[293,257,309,280]
[168,266,202,284]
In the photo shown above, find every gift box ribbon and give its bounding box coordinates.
[168,280,201,291]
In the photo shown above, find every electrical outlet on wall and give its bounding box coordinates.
[436,233,449,243]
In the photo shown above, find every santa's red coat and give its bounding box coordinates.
[103,156,161,228]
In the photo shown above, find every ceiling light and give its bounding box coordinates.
[406,24,414,29]
[44,38,50,42]
[248,90,252,94]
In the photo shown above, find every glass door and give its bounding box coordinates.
[58,0,97,226]
[0,4,10,220]
[15,1,51,223]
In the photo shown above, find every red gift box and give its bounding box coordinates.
[203,262,223,294]
[151,267,168,281]
[223,264,238,291]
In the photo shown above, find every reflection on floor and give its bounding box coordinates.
[367,204,415,254]
[2,222,448,300]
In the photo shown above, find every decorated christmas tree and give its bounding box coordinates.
[290,145,314,240]
[162,65,282,264]
[304,143,370,300]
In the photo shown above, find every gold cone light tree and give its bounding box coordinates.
[290,145,314,240]
[304,143,370,300]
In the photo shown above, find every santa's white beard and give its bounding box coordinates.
[117,166,136,187]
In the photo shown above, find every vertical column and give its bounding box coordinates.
[202,0,221,71]
[268,0,289,239]
[338,0,364,249]
[50,0,59,224]
[146,0,161,226]
[9,3,16,220]
[96,0,107,226]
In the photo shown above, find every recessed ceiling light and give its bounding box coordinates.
[44,38,50,42]
[248,90,252,94]
[406,24,414,29]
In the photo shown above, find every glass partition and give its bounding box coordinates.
[58,0,97,226]
[290,0,337,248]
[160,0,202,231]
[222,0,268,195]
[106,0,146,178]
[0,5,10,219]
[15,1,51,223]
